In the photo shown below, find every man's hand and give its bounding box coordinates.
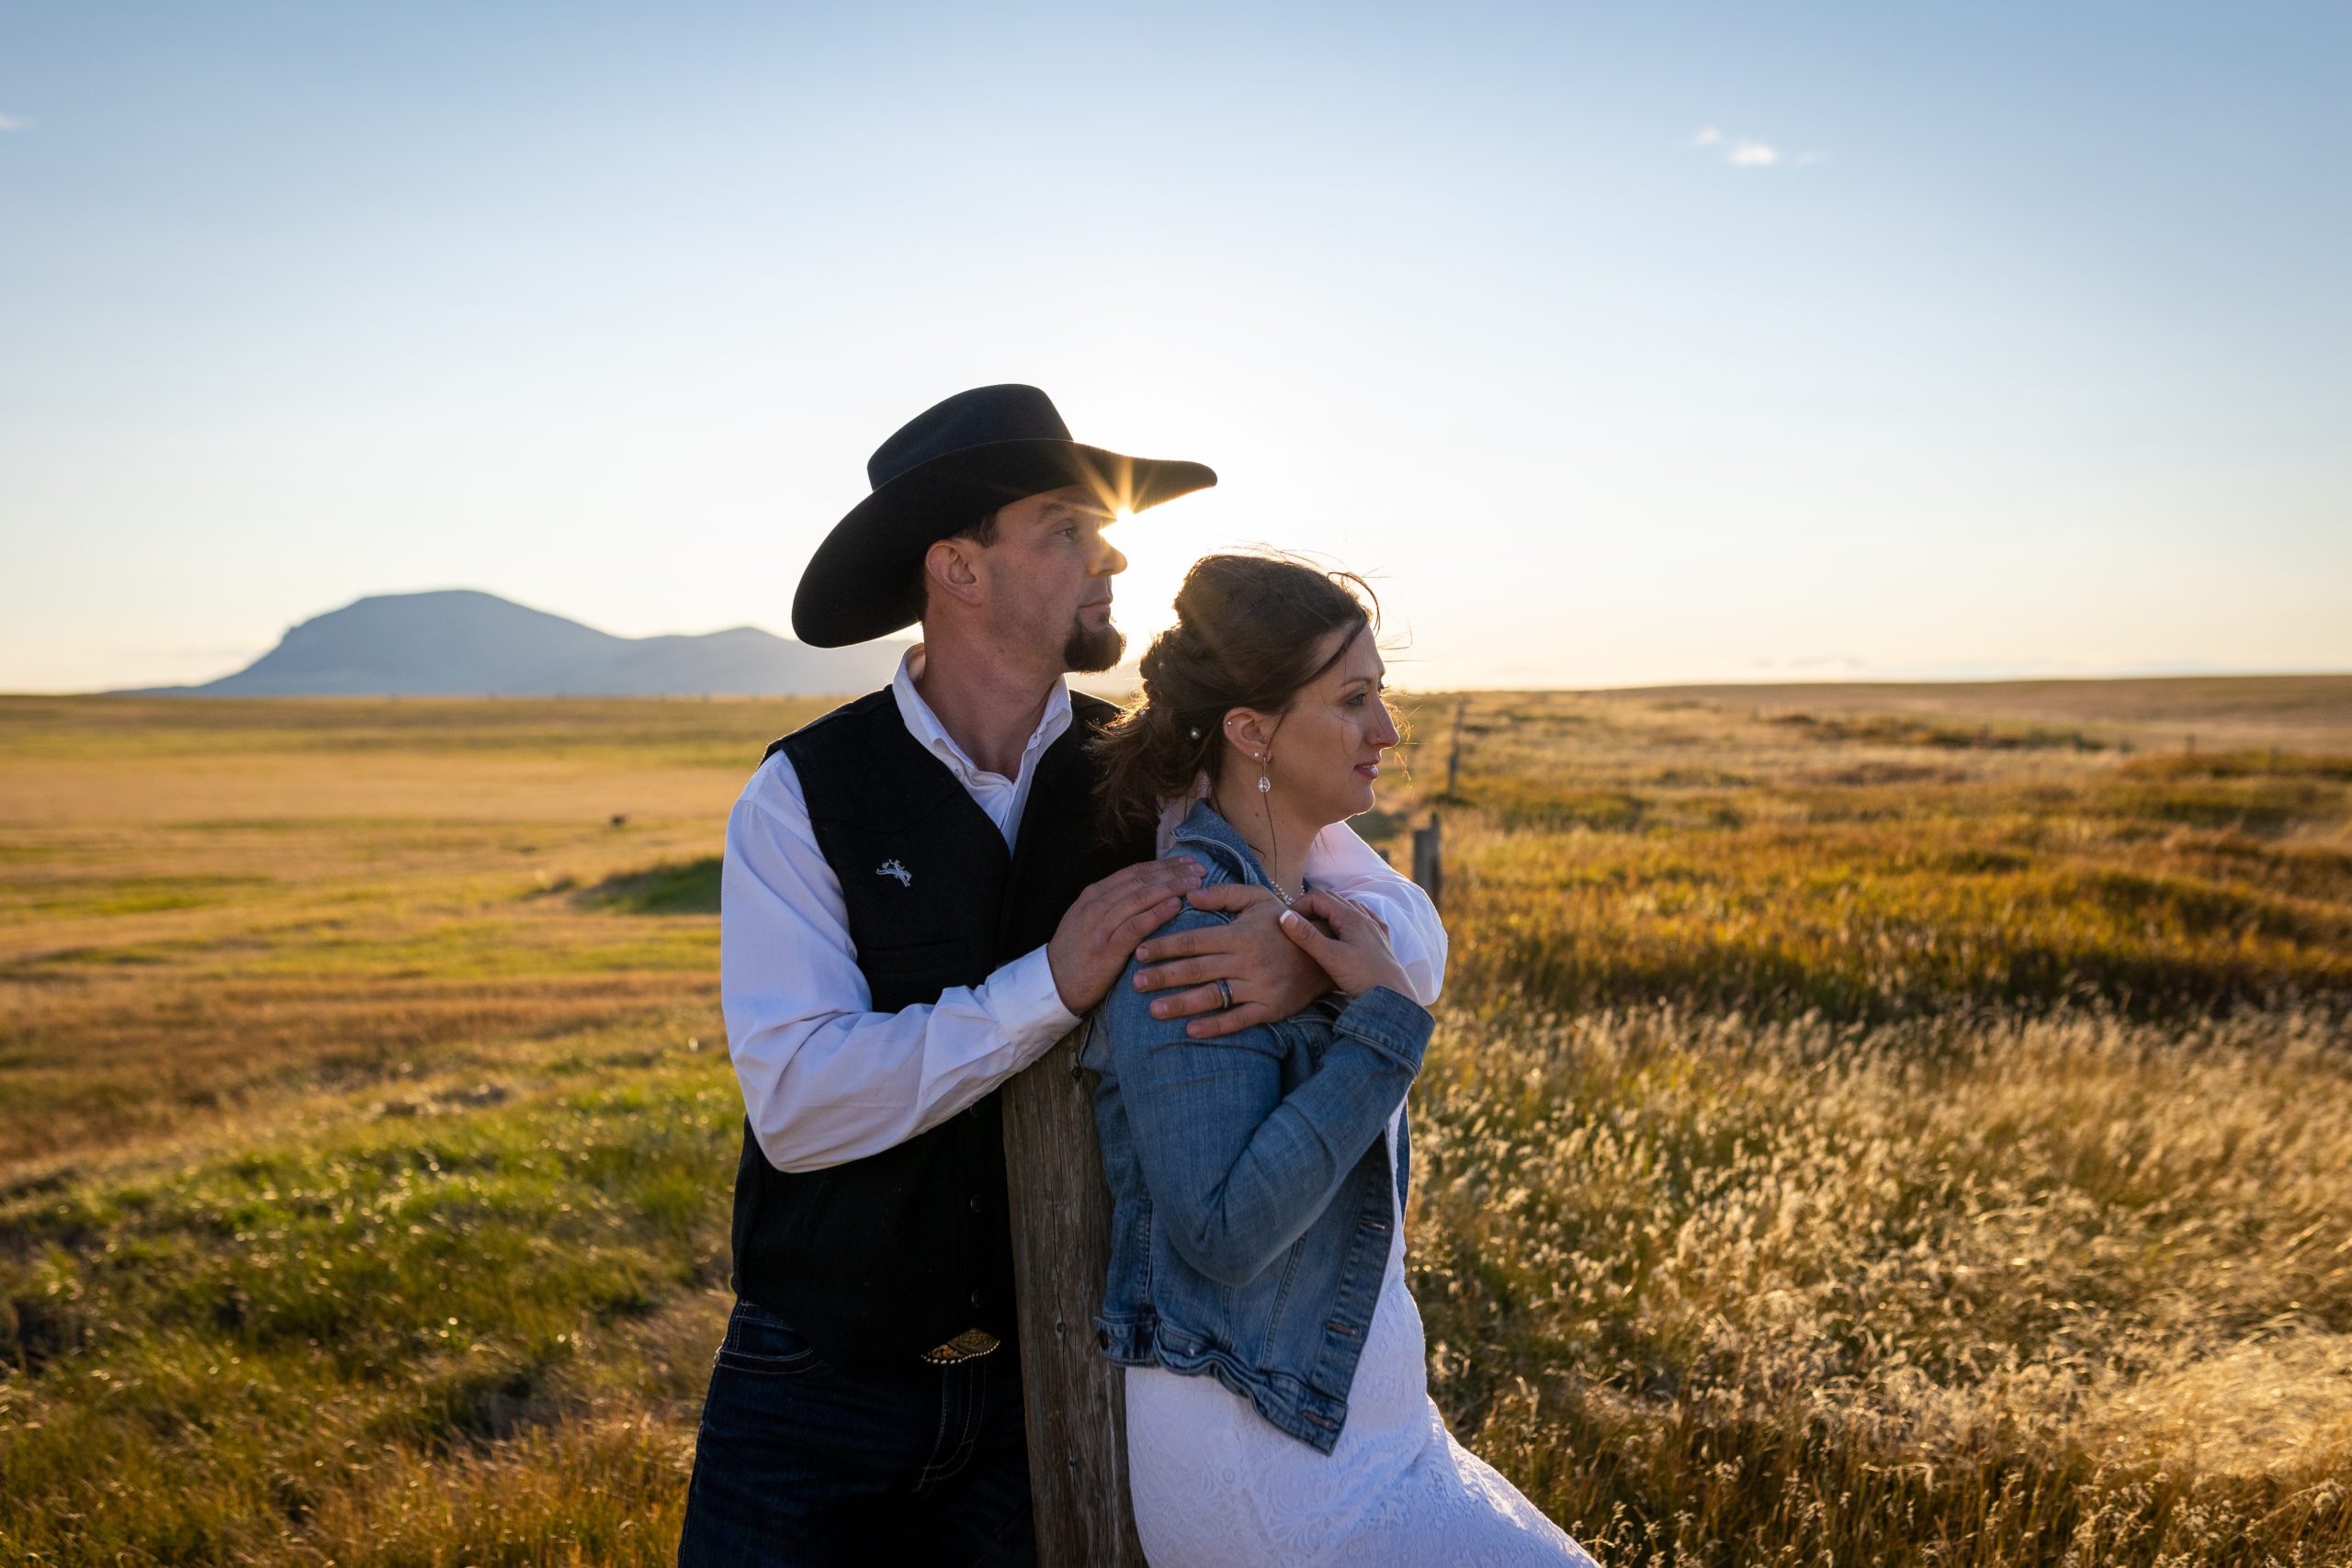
[1046,858,1204,1014]
[1131,884,1330,1039]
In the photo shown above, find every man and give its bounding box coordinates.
[677,385,1446,1565]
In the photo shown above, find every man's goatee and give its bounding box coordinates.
[1064,621,1125,674]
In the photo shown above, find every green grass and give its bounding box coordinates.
[580,858,723,916]
[3,1019,733,1564]
[1420,742,2352,1025]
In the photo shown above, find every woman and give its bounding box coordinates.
[1082,555,1597,1566]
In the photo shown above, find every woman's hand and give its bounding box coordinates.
[1275,888,1412,1000]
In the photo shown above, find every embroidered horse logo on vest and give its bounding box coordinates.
[876,858,912,887]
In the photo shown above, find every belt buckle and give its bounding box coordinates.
[920,1327,1001,1365]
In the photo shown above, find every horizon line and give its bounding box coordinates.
[11,666,2352,703]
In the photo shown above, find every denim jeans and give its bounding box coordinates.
[676,1298,1035,1567]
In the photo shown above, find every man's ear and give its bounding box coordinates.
[923,537,985,610]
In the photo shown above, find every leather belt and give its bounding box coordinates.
[920,1327,1001,1365]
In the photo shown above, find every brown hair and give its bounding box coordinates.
[1091,552,1380,836]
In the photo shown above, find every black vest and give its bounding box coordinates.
[728,685,1153,1376]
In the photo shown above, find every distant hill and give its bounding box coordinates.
[134,590,912,696]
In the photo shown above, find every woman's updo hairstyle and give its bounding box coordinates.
[1092,552,1380,837]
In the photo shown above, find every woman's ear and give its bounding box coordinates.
[1222,707,1275,761]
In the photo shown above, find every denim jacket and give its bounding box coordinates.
[1081,800,1432,1454]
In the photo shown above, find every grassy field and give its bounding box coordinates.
[4,682,2350,1565]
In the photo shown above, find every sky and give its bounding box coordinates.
[3,0,2347,693]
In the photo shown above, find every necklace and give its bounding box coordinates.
[1211,788,1300,907]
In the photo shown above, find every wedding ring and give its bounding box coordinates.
[1216,978,1234,1010]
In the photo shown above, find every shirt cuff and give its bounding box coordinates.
[996,943,1082,1055]
[1335,984,1435,1066]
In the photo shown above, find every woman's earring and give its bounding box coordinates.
[1257,751,1271,795]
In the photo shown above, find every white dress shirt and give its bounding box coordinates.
[720,646,1450,1174]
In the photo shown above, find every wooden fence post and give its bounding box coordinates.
[1411,811,1443,912]
[1001,1025,1147,1567]
[1446,698,1467,798]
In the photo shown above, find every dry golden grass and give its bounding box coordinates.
[0,696,823,1177]
[1623,674,2352,750]
[3,685,2349,1565]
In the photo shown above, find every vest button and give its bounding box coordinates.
[968,1195,983,1213]
[969,1290,983,1311]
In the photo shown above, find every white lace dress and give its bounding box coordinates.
[1122,1110,1599,1567]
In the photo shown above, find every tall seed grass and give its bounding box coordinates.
[1410,1005,2352,1564]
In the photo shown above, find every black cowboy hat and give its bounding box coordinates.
[791,384,1216,648]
